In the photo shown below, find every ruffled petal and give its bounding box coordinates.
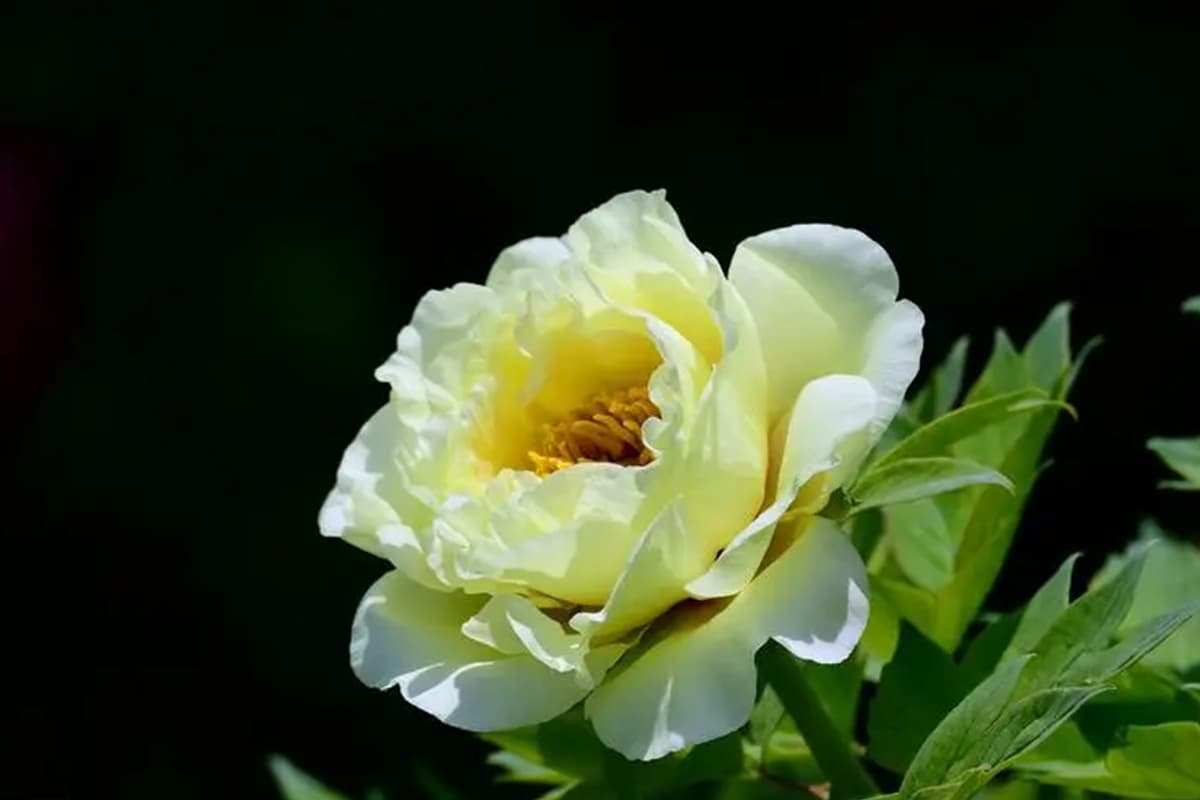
[729,224,921,434]
[351,571,591,731]
[586,518,868,759]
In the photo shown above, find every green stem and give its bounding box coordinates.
[760,641,880,800]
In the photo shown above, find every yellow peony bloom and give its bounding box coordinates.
[320,190,923,759]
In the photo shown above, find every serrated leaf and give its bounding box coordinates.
[1147,437,1200,490]
[867,625,971,772]
[1091,523,1200,673]
[268,756,353,800]
[850,457,1012,512]
[1183,296,1200,314]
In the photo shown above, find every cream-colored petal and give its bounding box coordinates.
[729,224,917,428]
[486,236,572,290]
[586,518,869,760]
[351,571,590,731]
[566,189,716,293]
[860,299,925,440]
[569,501,708,639]
[685,375,876,600]
[318,406,442,587]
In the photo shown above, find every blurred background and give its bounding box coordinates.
[3,2,1198,797]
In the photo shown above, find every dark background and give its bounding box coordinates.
[3,2,1198,798]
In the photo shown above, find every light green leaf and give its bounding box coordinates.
[1183,296,1200,314]
[1106,722,1200,797]
[886,499,955,591]
[850,457,1013,513]
[268,756,353,800]
[872,305,1081,651]
[1019,721,1200,799]
[867,625,971,772]
[1147,437,1200,490]
[875,389,1065,469]
[1091,523,1200,673]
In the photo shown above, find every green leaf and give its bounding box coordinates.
[867,625,972,772]
[875,389,1066,469]
[850,457,1013,513]
[898,551,1196,799]
[1091,523,1200,673]
[1183,296,1200,314]
[884,500,955,591]
[1006,554,1079,657]
[1147,437,1200,490]
[908,337,970,423]
[488,750,571,786]
[871,304,1082,652]
[1106,722,1200,797]
[1019,721,1200,798]
[268,756,353,800]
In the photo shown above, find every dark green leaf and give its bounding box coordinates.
[268,756,353,800]
[867,625,971,772]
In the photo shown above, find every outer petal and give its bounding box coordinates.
[351,571,591,731]
[729,224,921,433]
[485,236,572,290]
[586,518,869,760]
[684,375,876,599]
[318,406,442,588]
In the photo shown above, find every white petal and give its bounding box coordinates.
[586,518,869,759]
[729,224,918,429]
[351,571,590,731]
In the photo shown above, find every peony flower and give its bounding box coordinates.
[320,190,923,760]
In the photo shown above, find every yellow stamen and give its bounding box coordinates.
[528,386,659,476]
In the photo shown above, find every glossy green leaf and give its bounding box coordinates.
[849,457,1012,513]
[1147,437,1200,490]
[269,756,353,800]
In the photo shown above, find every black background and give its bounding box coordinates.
[3,2,1198,798]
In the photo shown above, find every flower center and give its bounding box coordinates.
[527,385,660,476]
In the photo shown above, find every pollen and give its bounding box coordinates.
[528,385,660,476]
